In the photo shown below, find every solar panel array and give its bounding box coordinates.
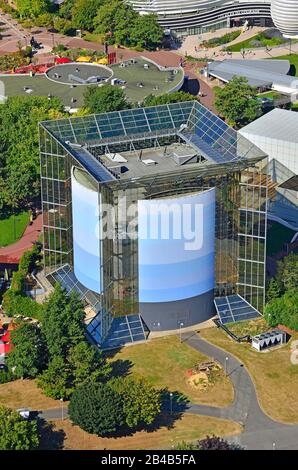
[214,294,262,325]
[41,101,266,166]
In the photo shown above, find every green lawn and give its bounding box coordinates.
[0,210,29,247]
[266,221,295,256]
[227,33,294,52]
[268,54,298,76]
[107,335,234,407]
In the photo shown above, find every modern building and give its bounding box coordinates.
[127,0,272,35]
[240,108,298,230]
[271,0,298,38]
[39,101,268,349]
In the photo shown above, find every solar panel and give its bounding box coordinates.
[214,294,262,324]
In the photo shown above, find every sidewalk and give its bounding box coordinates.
[0,214,42,264]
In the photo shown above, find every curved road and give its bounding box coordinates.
[181,332,298,450]
[39,332,298,450]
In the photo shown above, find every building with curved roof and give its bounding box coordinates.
[271,0,298,38]
[127,0,272,34]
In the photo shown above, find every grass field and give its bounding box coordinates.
[0,379,62,410]
[107,335,234,407]
[266,221,296,256]
[0,210,29,247]
[268,54,298,76]
[200,327,298,424]
[257,91,283,100]
[43,415,242,450]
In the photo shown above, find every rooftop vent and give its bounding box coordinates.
[142,159,157,166]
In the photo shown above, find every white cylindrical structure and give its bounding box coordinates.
[271,0,298,38]
[71,167,101,294]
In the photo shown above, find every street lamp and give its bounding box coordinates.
[60,398,64,420]
[179,322,184,343]
[169,392,173,415]
[225,356,229,375]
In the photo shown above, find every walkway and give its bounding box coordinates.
[38,332,298,450]
[0,214,42,264]
[181,332,298,450]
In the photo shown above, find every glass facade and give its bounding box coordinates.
[39,101,268,343]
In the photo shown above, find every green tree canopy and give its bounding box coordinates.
[94,1,137,45]
[71,0,103,31]
[42,284,85,360]
[83,85,128,113]
[264,287,298,331]
[68,341,111,387]
[110,377,161,428]
[0,406,40,450]
[143,91,195,107]
[6,323,46,379]
[214,76,261,128]
[276,252,298,293]
[130,14,163,51]
[37,356,72,399]
[69,382,124,435]
[16,0,50,19]
[0,96,64,211]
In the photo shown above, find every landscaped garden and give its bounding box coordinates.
[0,210,29,247]
[201,30,241,48]
[227,29,295,52]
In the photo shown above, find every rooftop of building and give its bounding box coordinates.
[208,59,293,90]
[40,100,267,183]
[240,108,298,144]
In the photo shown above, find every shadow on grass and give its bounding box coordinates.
[38,417,66,450]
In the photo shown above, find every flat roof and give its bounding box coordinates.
[208,59,293,89]
[41,101,267,183]
[240,108,298,144]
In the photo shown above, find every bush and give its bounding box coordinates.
[69,382,124,436]
[0,369,14,384]
[202,30,241,48]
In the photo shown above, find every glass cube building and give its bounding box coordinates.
[39,101,268,348]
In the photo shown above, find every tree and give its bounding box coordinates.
[276,252,298,293]
[0,96,64,211]
[130,14,163,51]
[42,284,85,360]
[143,91,195,107]
[0,406,40,450]
[110,377,161,428]
[6,323,46,379]
[94,1,137,46]
[59,0,75,19]
[266,278,282,302]
[214,77,261,128]
[83,85,128,113]
[68,341,111,386]
[264,287,298,331]
[16,0,50,19]
[71,0,102,31]
[69,382,124,435]
[37,356,72,399]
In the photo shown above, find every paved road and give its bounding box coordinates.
[181,332,298,450]
[38,332,298,449]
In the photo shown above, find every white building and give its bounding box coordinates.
[240,108,298,229]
